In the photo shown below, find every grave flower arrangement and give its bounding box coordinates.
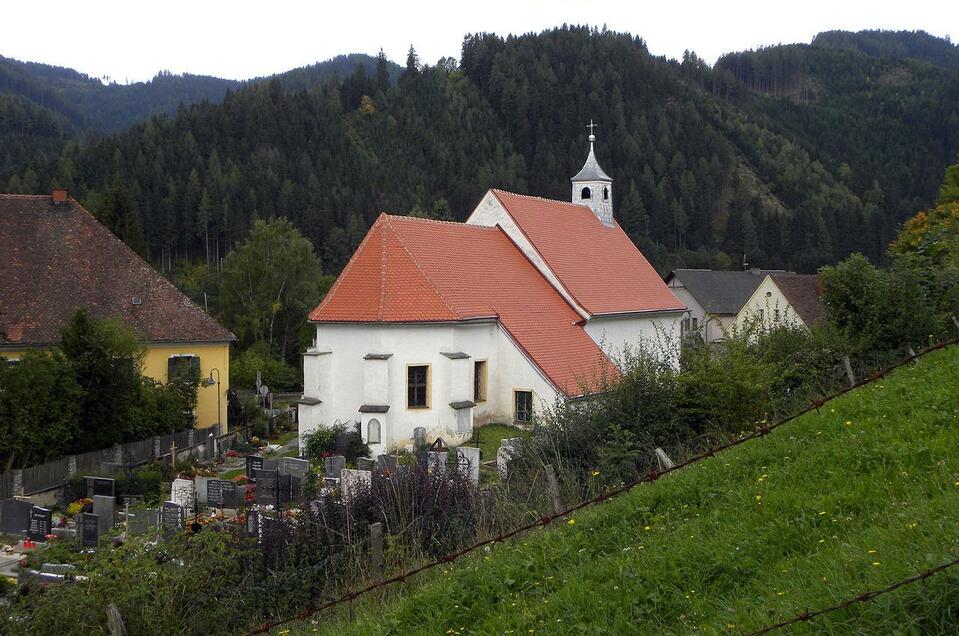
[225,449,240,458]
[65,498,93,517]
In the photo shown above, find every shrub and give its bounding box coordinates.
[230,343,301,392]
[302,423,370,464]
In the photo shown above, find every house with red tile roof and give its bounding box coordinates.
[299,135,686,454]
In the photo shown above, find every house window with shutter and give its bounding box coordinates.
[514,390,533,423]
[407,364,430,409]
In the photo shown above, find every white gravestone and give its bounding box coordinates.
[171,478,195,510]
[497,438,521,479]
[340,469,372,503]
[456,446,481,486]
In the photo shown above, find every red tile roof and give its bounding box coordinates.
[310,214,617,396]
[0,194,234,346]
[490,190,686,316]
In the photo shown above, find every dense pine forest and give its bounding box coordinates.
[2,27,958,368]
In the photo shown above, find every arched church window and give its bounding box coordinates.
[368,418,381,444]
[603,187,609,200]
[581,187,591,200]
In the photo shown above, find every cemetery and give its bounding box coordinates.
[0,422,531,634]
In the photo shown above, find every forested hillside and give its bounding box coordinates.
[3,27,958,277]
[812,29,959,70]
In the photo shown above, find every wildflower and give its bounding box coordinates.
[819,511,826,515]
[591,471,600,477]
[567,518,575,525]
[845,420,852,426]
[868,549,877,554]
[872,561,881,566]
[644,526,651,531]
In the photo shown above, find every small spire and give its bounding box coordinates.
[586,119,597,143]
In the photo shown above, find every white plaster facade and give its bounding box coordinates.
[666,277,736,343]
[737,275,806,332]
[298,321,559,455]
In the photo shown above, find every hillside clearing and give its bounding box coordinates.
[292,346,959,635]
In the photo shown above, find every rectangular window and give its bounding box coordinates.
[514,390,533,423]
[167,355,199,383]
[407,365,430,409]
[691,317,698,331]
[473,360,487,402]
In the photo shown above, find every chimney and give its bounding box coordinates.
[749,267,761,276]
[52,189,68,205]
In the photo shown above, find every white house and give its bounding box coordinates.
[737,274,824,331]
[298,134,687,455]
[665,268,794,343]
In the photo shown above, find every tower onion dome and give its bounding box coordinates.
[571,133,612,183]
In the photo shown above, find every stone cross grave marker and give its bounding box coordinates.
[85,476,116,499]
[92,495,115,537]
[456,446,481,486]
[27,506,52,542]
[171,478,195,510]
[160,501,185,539]
[0,498,33,535]
[80,512,99,548]
[340,469,372,503]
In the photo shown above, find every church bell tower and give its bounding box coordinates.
[571,120,613,225]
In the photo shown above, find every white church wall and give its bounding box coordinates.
[583,312,683,368]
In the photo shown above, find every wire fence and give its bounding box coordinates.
[745,558,959,635]
[247,339,958,634]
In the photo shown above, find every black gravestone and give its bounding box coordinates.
[246,509,259,536]
[254,469,279,506]
[0,499,33,535]
[80,512,99,548]
[260,516,288,567]
[246,456,264,480]
[27,506,52,542]
[161,502,184,538]
[85,477,116,498]
[207,479,239,508]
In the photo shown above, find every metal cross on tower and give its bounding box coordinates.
[586,119,598,136]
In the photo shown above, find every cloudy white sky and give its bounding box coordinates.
[2,1,955,83]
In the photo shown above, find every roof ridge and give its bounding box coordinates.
[382,213,496,229]
[0,193,54,200]
[381,216,462,320]
[490,189,592,211]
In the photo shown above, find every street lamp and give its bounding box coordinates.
[205,367,222,435]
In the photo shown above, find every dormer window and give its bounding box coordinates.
[603,187,609,200]
[581,187,591,200]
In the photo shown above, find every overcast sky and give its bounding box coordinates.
[2,1,955,83]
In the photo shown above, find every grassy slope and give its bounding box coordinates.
[296,347,959,635]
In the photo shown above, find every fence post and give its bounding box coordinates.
[12,470,23,498]
[113,444,123,465]
[952,315,959,331]
[153,436,161,459]
[544,464,564,516]
[655,447,676,470]
[188,429,195,447]
[106,603,127,636]
[67,455,77,478]
[370,522,384,580]
[842,355,856,387]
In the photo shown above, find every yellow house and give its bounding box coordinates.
[0,190,235,430]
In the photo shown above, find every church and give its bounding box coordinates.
[298,132,687,455]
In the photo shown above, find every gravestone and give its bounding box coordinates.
[246,455,264,479]
[260,516,288,567]
[413,427,427,451]
[377,455,399,473]
[160,502,185,539]
[194,476,211,506]
[356,457,376,472]
[171,479,195,510]
[80,512,100,548]
[0,498,33,535]
[27,506,53,542]
[278,457,310,478]
[427,451,448,475]
[246,509,259,537]
[288,476,302,501]
[456,446,481,486]
[497,438,521,479]
[324,455,345,479]
[340,469,372,502]
[126,507,156,534]
[93,495,115,536]
[323,477,340,491]
[85,477,116,499]
[207,479,238,508]
[255,469,280,506]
